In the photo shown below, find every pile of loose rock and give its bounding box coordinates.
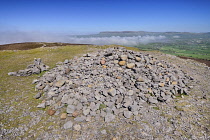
[34,47,193,122]
[8,58,49,76]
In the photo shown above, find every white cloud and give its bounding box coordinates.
[173,35,180,38]
[0,31,166,46]
[68,35,166,46]
[0,31,69,45]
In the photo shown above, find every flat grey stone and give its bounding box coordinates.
[8,72,17,76]
[54,79,66,87]
[83,108,90,116]
[123,97,133,107]
[63,121,73,129]
[37,102,46,108]
[108,88,117,96]
[74,116,86,122]
[148,97,158,104]
[34,92,41,99]
[76,103,83,110]
[124,111,132,118]
[128,90,134,96]
[100,111,106,117]
[73,124,81,131]
[104,114,115,122]
[86,115,91,122]
[66,105,75,114]
[120,55,128,61]
[81,96,87,103]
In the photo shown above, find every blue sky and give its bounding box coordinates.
[0,0,210,34]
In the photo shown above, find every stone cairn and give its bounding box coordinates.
[8,58,49,76]
[34,47,193,122]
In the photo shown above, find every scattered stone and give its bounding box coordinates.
[73,124,81,131]
[172,81,177,85]
[33,47,192,122]
[32,79,39,84]
[63,121,73,129]
[54,80,66,87]
[159,83,165,87]
[128,90,134,96]
[120,55,128,60]
[119,61,126,66]
[66,105,75,114]
[60,113,67,119]
[34,92,42,99]
[74,116,86,122]
[165,77,170,82]
[137,77,145,82]
[8,72,17,76]
[83,108,90,116]
[108,88,117,96]
[100,59,106,65]
[8,58,49,76]
[148,97,158,104]
[135,57,141,62]
[64,59,69,64]
[126,63,135,69]
[65,68,71,74]
[37,102,46,108]
[104,114,115,122]
[86,115,91,122]
[123,111,132,118]
[102,65,107,68]
[113,60,119,64]
[72,111,79,117]
[47,109,56,116]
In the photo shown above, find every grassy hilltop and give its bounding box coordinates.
[0,44,138,137]
[0,43,209,139]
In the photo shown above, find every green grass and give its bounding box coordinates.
[160,45,210,60]
[99,104,107,110]
[152,107,160,110]
[136,43,210,60]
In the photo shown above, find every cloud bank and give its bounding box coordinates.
[68,36,166,46]
[0,31,69,45]
[173,35,180,38]
[0,31,166,46]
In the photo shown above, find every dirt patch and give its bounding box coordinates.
[178,56,210,67]
[0,42,90,50]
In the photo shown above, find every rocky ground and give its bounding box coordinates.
[0,46,209,140]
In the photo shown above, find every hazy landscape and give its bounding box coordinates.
[1,31,210,62]
[77,31,210,60]
[0,0,210,140]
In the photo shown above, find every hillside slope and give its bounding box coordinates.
[0,44,209,139]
